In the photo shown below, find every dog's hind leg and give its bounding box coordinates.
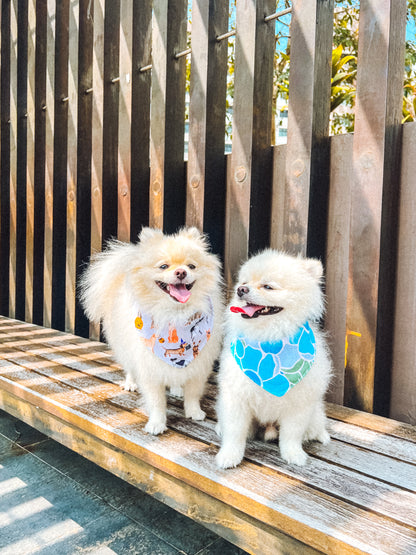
[303,403,330,445]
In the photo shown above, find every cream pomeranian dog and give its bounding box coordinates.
[80,227,223,435]
[216,250,332,468]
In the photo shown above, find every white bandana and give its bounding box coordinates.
[134,300,214,368]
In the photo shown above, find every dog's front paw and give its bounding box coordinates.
[185,407,206,421]
[145,419,167,435]
[215,447,244,469]
[215,422,222,437]
[124,377,138,392]
[280,443,308,466]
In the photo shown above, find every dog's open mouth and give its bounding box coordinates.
[230,304,283,318]
[156,281,195,303]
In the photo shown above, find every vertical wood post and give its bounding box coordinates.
[390,123,416,425]
[345,0,407,413]
[186,0,229,256]
[282,0,334,257]
[150,0,188,233]
[224,0,275,284]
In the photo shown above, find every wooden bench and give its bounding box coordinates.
[0,315,415,555]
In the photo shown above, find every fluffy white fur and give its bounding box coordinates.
[79,227,223,435]
[216,250,332,468]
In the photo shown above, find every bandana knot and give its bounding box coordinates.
[230,322,316,397]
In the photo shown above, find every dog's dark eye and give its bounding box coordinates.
[188,264,196,270]
[159,264,169,270]
[263,284,274,290]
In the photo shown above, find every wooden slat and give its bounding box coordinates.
[269,144,286,250]
[65,0,79,332]
[390,122,416,424]
[51,0,69,331]
[15,0,28,321]
[325,134,353,404]
[8,0,18,319]
[25,0,36,323]
[129,0,151,240]
[149,0,187,232]
[117,0,132,242]
[345,0,407,413]
[224,0,275,284]
[0,0,11,315]
[101,0,120,244]
[75,0,94,337]
[89,0,104,340]
[186,0,228,256]
[282,0,334,257]
[33,0,47,325]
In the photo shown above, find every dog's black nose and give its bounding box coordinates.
[175,268,187,281]
[237,285,249,297]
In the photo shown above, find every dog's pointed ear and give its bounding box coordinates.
[303,258,323,281]
[138,227,163,244]
[179,227,209,247]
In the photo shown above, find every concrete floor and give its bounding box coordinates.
[0,410,246,555]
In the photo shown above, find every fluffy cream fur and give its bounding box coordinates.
[80,227,223,435]
[216,250,332,468]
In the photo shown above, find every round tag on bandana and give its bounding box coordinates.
[134,299,214,368]
[230,322,316,397]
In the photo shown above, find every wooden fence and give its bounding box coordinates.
[0,0,414,424]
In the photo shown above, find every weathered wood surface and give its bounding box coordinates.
[0,316,415,555]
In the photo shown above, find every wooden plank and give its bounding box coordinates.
[25,0,36,323]
[43,0,55,328]
[186,0,228,256]
[390,122,416,425]
[89,0,104,340]
[270,144,286,250]
[117,0,132,242]
[33,0,47,325]
[224,0,275,284]
[345,0,407,413]
[129,0,151,240]
[101,0,120,244]
[325,134,353,404]
[0,367,415,554]
[326,403,416,443]
[0,0,11,315]
[282,0,334,257]
[15,0,28,321]
[65,0,79,333]
[8,0,18,318]
[149,0,187,232]
[75,0,94,337]
[1,332,415,529]
[51,0,69,331]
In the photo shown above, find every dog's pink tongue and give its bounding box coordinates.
[230,305,263,317]
[168,284,191,303]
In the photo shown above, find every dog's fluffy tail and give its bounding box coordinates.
[79,240,138,324]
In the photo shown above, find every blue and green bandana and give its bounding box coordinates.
[230,322,316,397]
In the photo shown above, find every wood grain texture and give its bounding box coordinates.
[0,316,415,555]
[224,0,275,284]
[390,123,416,425]
[186,0,228,257]
[282,0,334,256]
[324,134,353,404]
[345,0,407,414]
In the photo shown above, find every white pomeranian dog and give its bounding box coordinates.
[79,227,223,435]
[216,250,332,468]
